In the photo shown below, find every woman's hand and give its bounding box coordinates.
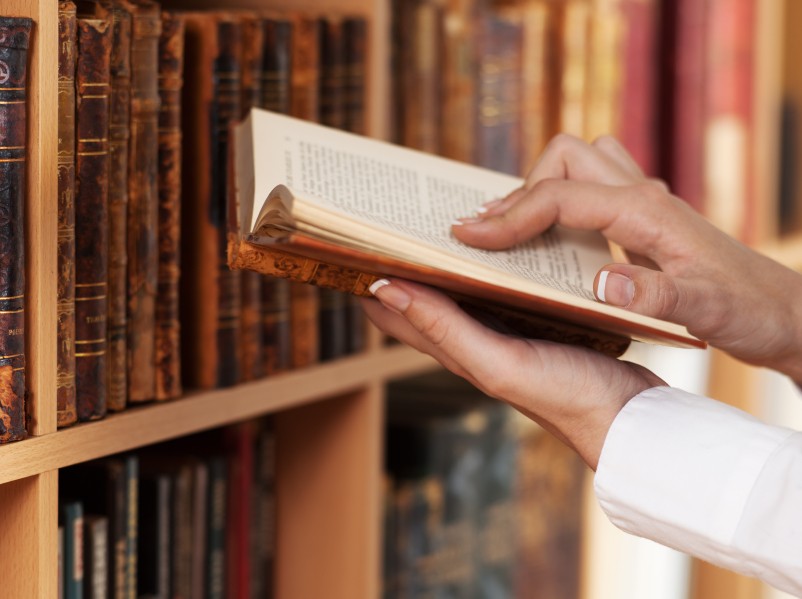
[453,134,802,383]
[361,280,665,470]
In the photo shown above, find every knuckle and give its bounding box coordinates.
[413,309,451,347]
[645,276,680,319]
[548,132,583,155]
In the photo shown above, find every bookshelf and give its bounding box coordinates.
[2,0,438,598]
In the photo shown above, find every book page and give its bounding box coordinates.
[247,109,612,299]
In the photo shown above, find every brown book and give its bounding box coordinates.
[258,16,293,375]
[342,16,368,354]
[288,13,320,369]
[181,12,243,389]
[124,0,161,403]
[75,5,113,422]
[237,13,265,382]
[317,16,348,361]
[107,0,132,412]
[155,11,184,400]
[229,109,705,356]
[58,2,79,428]
[0,16,32,442]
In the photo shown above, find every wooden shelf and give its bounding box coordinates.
[0,345,437,486]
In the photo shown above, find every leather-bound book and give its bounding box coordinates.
[180,12,242,389]
[317,16,348,361]
[155,11,184,399]
[0,16,32,442]
[75,5,112,422]
[237,14,264,382]
[124,0,161,403]
[289,13,320,369]
[107,0,132,412]
[342,16,368,354]
[258,16,293,375]
[58,2,79,428]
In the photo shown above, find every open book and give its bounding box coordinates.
[228,108,704,357]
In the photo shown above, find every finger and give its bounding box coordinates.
[594,263,714,331]
[591,135,647,180]
[453,179,678,255]
[522,133,639,190]
[365,279,535,387]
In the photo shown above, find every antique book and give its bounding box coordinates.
[57,3,79,428]
[75,6,112,422]
[0,17,31,443]
[181,12,243,389]
[155,10,184,399]
[229,109,704,355]
[258,16,294,375]
[125,0,161,403]
[287,13,321,369]
[237,13,265,381]
[342,16,368,354]
[107,0,132,412]
[59,500,85,599]
[316,16,348,361]
[83,515,109,599]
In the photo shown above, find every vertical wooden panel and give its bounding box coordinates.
[275,384,383,599]
[0,472,58,598]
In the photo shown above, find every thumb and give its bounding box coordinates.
[595,264,696,326]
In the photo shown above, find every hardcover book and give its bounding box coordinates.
[229,108,704,355]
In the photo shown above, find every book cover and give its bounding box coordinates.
[229,109,703,354]
[124,0,161,404]
[57,2,79,428]
[74,5,112,422]
[258,16,294,375]
[155,10,185,400]
[180,12,243,389]
[107,0,132,412]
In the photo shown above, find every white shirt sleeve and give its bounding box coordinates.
[594,386,802,597]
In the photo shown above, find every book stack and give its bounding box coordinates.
[52,2,371,430]
[58,420,276,598]
[382,371,586,598]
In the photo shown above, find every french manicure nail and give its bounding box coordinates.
[368,279,412,313]
[597,271,635,306]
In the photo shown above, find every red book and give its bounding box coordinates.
[224,422,255,599]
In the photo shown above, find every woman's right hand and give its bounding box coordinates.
[452,134,802,384]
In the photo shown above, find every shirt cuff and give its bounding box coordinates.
[594,386,796,571]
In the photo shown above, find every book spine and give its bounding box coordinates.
[125,455,139,599]
[258,17,294,375]
[0,17,31,442]
[473,8,523,175]
[75,12,112,422]
[107,1,132,412]
[190,461,209,599]
[180,13,242,389]
[238,15,265,382]
[289,14,321,368]
[558,0,591,138]
[126,0,161,403]
[170,465,194,599]
[137,473,171,598]
[61,501,85,599]
[250,423,276,598]
[84,516,109,599]
[225,423,254,599]
[342,17,368,354]
[317,16,348,361]
[57,3,78,428]
[206,456,228,599]
[155,11,184,400]
[214,18,244,386]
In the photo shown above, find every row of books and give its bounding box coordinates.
[382,372,586,598]
[390,0,763,243]
[45,3,369,431]
[58,420,275,599]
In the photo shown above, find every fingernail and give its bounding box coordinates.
[453,216,483,226]
[368,279,411,313]
[597,271,634,306]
